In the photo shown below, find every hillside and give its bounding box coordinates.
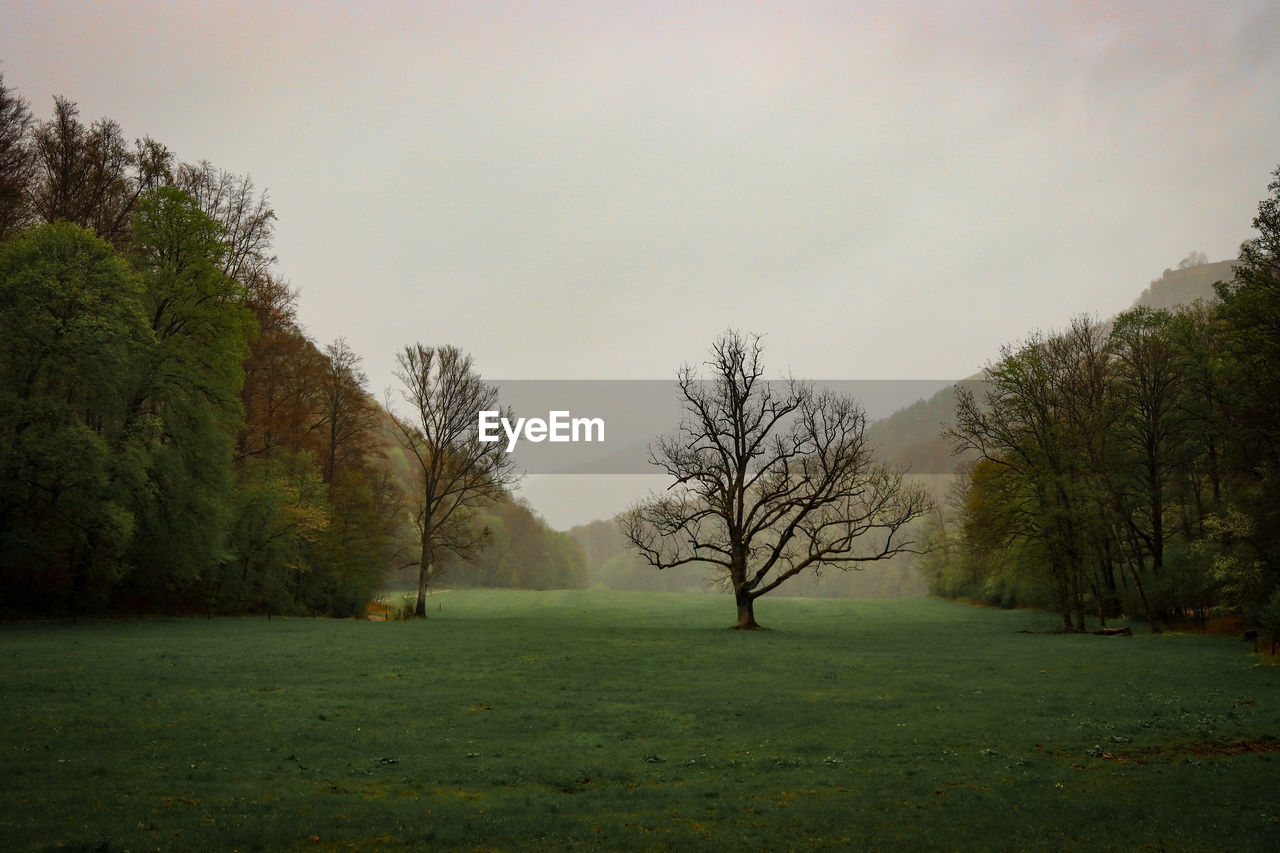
[1133,258,1237,311]
[866,257,1237,478]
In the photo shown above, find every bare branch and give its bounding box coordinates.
[621,330,933,628]
[390,343,519,616]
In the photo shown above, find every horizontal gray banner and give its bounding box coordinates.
[482,379,968,474]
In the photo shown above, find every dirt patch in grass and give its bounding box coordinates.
[1181,615,1248,637]
[1173,615,1280,656]
[1097,735,1280,765]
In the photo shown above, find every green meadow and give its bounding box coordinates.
[1,591,1277,851]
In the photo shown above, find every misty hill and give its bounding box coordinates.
[866,258,1237,477]
[864,378,981,476]
[1132,258,1237,311]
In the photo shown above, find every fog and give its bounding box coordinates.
[4,0,1278,528]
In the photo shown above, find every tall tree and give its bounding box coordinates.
[390,344,517,617]
[1107,307,1186,578]
[174,160,276,284]
[622,330,931,629]
[0,222,149,609]
[236,273,327,462]
[317,338,381,485]
[29,96,170,248]
[1166,301,1224,528]
[0,73,34,238]
[1213,163,1280,614]
[949,321,1103,630]
[120,186,254,597]
[1051,317,1120,625]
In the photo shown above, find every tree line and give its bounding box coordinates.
[0,75,583,616]
[923,166,1280,641]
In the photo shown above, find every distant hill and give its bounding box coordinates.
[1132,259,1236,311]
[865,377,982,477]
[866,257,1237,480]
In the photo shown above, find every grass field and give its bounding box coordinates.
[1,591,1278,851]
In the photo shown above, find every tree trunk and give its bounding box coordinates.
[1150,481,1164,576]
[414,564,429,617]
[728,545,760,629]
[1072,575,1087,633]
[734,590,761,630]
[1089,576,1106,627]
[1050,553,1072,631]
[414,528,431,618]
[1207,434,1220,508]
[1112,522,1161,634]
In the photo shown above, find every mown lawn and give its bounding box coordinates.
[1,591,1277,851]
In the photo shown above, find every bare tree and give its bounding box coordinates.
[947,316,1114,631]
[317,338,381,485]
[622,331,932,629]
[0,73,34,238]
[390,344,518,617]
[174,160,276,284]
[29,96,172,248]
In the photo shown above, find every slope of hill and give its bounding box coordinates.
[1133,259,1236,311]
[867,258,1237,478]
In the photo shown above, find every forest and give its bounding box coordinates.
[4,69,1280,640]
[0,76,585,617]
[918,171,1280,642]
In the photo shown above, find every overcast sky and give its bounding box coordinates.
[4,0,1279,526]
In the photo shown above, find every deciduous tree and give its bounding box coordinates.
[0,73,34,238]
[622,331,931,629]
[174,160,275,284]
[390,344,517,617]
[29,97,171,248]
[318,338,381,485]
[0,222,149,609]
[1214,163,1280,615]
[121,186,254,596]
[948,321,1102,630]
